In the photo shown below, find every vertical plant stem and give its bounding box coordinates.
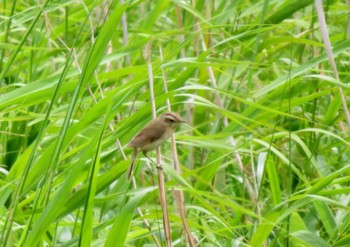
[159,46,198,246]
[315,0,350,132]
[146,43,172,247]
[120,0,131,67]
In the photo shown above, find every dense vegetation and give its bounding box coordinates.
[1,0,350,246]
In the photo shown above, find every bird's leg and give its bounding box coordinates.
[143,151,163,170]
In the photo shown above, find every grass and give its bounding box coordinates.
[1,0,350,246]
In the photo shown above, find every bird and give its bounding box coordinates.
[127,112,185,179]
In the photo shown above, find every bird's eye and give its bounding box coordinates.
[169,119,175,123]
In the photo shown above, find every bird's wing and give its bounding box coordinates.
[128,123,167,148]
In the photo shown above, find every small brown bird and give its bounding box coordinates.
[127,112,185,179]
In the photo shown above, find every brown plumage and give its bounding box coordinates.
[127,112,184,179]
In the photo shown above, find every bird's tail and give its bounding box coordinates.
[127,149,138,180]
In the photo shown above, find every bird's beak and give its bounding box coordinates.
[181,120,190,126]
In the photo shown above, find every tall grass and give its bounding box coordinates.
[1,0,350,246]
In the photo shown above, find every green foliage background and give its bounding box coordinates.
[1,0,350,246]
